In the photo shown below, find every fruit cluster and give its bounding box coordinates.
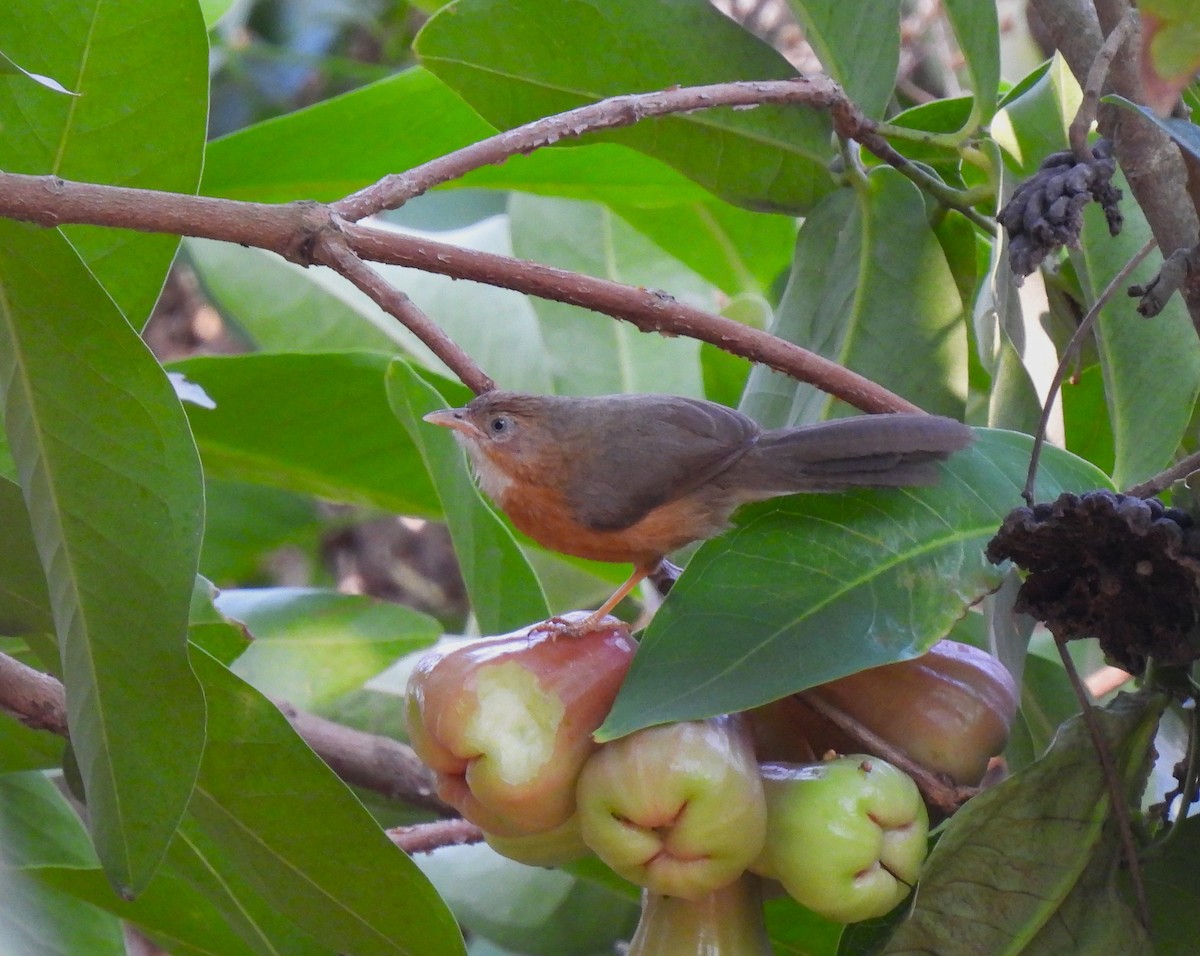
[406,618,1017,951]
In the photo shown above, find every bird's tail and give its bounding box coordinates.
[723,413,974,498]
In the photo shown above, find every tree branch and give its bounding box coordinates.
[0,170,921,414]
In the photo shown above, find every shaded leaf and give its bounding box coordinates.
[0,220,206,895]
[416,0,835,214]
[0,476,52,636]
[599,430,1110,738]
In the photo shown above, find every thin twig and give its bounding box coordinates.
[1052,634,1150,928]
[798,691,978,816]
[1125,448,1200,498]
[335,77,847,220]
[1022,237,1156,504]
[388,818,484,855]
[315,234,495,394]
[1069,9,1138,161]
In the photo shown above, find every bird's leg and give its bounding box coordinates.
[534,562,655,637]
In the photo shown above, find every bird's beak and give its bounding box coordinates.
[423,407,480,438]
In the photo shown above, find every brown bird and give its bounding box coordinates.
[425,391,974,630]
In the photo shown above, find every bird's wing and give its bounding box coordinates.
[566,397,759,531]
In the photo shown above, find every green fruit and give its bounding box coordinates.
[753,756,928,923]
[577,715,766,901]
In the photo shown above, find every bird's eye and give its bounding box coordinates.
[488,416,511,436]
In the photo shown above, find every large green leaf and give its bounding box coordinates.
[216,587,440,710]
[1078,169,1200,488]
[0,220,206,895]
[741,169,968,426]
[416,0,835,214]
[173,352,441,516]
[0,0,207,321]
[508,195,709,397]
[187,647,466,956]
[881,693,1161,955]
[1144,815,1200,953]
[784,0,900,120]
[599,430,1110,738]
[386,360,550,633]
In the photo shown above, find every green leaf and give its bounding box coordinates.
[0,866,125,955]
[187,577,251,666]
[508,195,709,396]
[598,430,1110,738]
[0,772,124,955]
[784,0,900,119]
[1077,168,1200,488]
[611,202,796,298]
[0,220,206,895]
[0,0,207,321]
[880,692,1161,955]
[942,0,1001,127]
[1144,815,1200,953]
[198,480,321,587]
[741,169,968,425]
[0,712,64,773]
[216,587,440,710]
[416,0,836,214]
[992,57,1079,177]
[202,67,714,207]
[386,360,550,633]
[187,647,466,956]
[173,352,441,516]
[1005,653,1079,771]
[0,476,52,636]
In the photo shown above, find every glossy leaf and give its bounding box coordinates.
[416,0,836,214]
[599,430,1110,738]
[784,0,900,119]
[0,220,206,895]
[0,0,206,321]
[508,195,709,397]
[188,647,466,956]
[741,169,967,426]
[217,587,439,709]
[173,352,441,516]
[880,693,1161,955]
[386,360,550,633]
[1106,95,1200,162]
[1078,168,1200,488]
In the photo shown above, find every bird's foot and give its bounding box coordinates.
[529,610,625,639]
